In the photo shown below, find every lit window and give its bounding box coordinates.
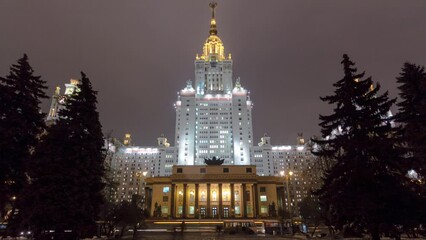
[260,195,267,202]
[163,186,170,193]
[235,206,241,214]
[162,206,169,214]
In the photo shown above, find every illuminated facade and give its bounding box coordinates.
[46,3,318,210]
[252,134,318,216]
[174,3,252,166]
[109,134,176,203]
[145,165,284,219]
[107,3,318,207]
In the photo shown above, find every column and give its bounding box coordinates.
[253,184,259,218]
[183,183,187,218]
[278,187,285,214]
[170,184,175,218]
[218,183,223,219]
[207,183,211,218]
[195,184,199,218]
[230,183,235,218]
[242,183,247,218]
[144,187,152,216]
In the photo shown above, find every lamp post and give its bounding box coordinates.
[135,171,148,210]
[280,171,294,232]
[280,171,293,219]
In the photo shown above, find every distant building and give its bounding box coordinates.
[108,134,175,203]
[253,133,318,216]
[46,78,80,124]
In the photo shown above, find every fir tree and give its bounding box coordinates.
[22,72,105,239]
[0,54,47,221]
[395,62,426,179]
[313,54,422,240]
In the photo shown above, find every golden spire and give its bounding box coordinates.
[209,2,218,36]
[199,2,227,61]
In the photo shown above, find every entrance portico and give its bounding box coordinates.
[146,165,284,219]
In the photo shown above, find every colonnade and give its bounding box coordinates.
[168,182,260,219]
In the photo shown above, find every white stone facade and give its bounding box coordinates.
[46,4,318,205]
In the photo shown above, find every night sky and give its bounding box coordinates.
[1,1,425,146]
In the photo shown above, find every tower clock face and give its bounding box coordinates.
[58,96,67,104]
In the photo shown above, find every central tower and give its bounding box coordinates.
[194,2,233,95]
[175,2,253,166]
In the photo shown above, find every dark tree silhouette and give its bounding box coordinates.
[20,72,105,239]
[113,195,144,239]
[299,196,321,237]
[312,54,422,240]
[0,54,47,225]
[395,63,426,179]
[204,156,224,165]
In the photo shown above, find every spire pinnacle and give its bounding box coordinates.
[209,2,218,35]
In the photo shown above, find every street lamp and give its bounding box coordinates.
[280,171,293,222]
[135,171,148,209]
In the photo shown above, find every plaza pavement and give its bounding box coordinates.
[119,232,426,240]
[123,232,306,240]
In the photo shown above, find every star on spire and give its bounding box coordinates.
[209,2,218,35]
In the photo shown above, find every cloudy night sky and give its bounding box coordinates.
[1,0,425,146]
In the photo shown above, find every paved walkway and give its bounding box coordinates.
[122,232,307,240]
[122,232,426,240]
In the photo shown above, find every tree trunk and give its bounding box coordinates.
[370,224,380,240]
[310,224,319,237]
[107,223,115,238]
[328,226,334,238]
[120,225,127,238]
[132,224,138,239]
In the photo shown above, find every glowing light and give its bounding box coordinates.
[272,146,292,151]
[124,147,159,154]
[212,190,217,201]
[154,221,223,224]
[181,89,195,96]
[232,87,247,95]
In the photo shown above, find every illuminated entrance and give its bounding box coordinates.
[145,165,285,219]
